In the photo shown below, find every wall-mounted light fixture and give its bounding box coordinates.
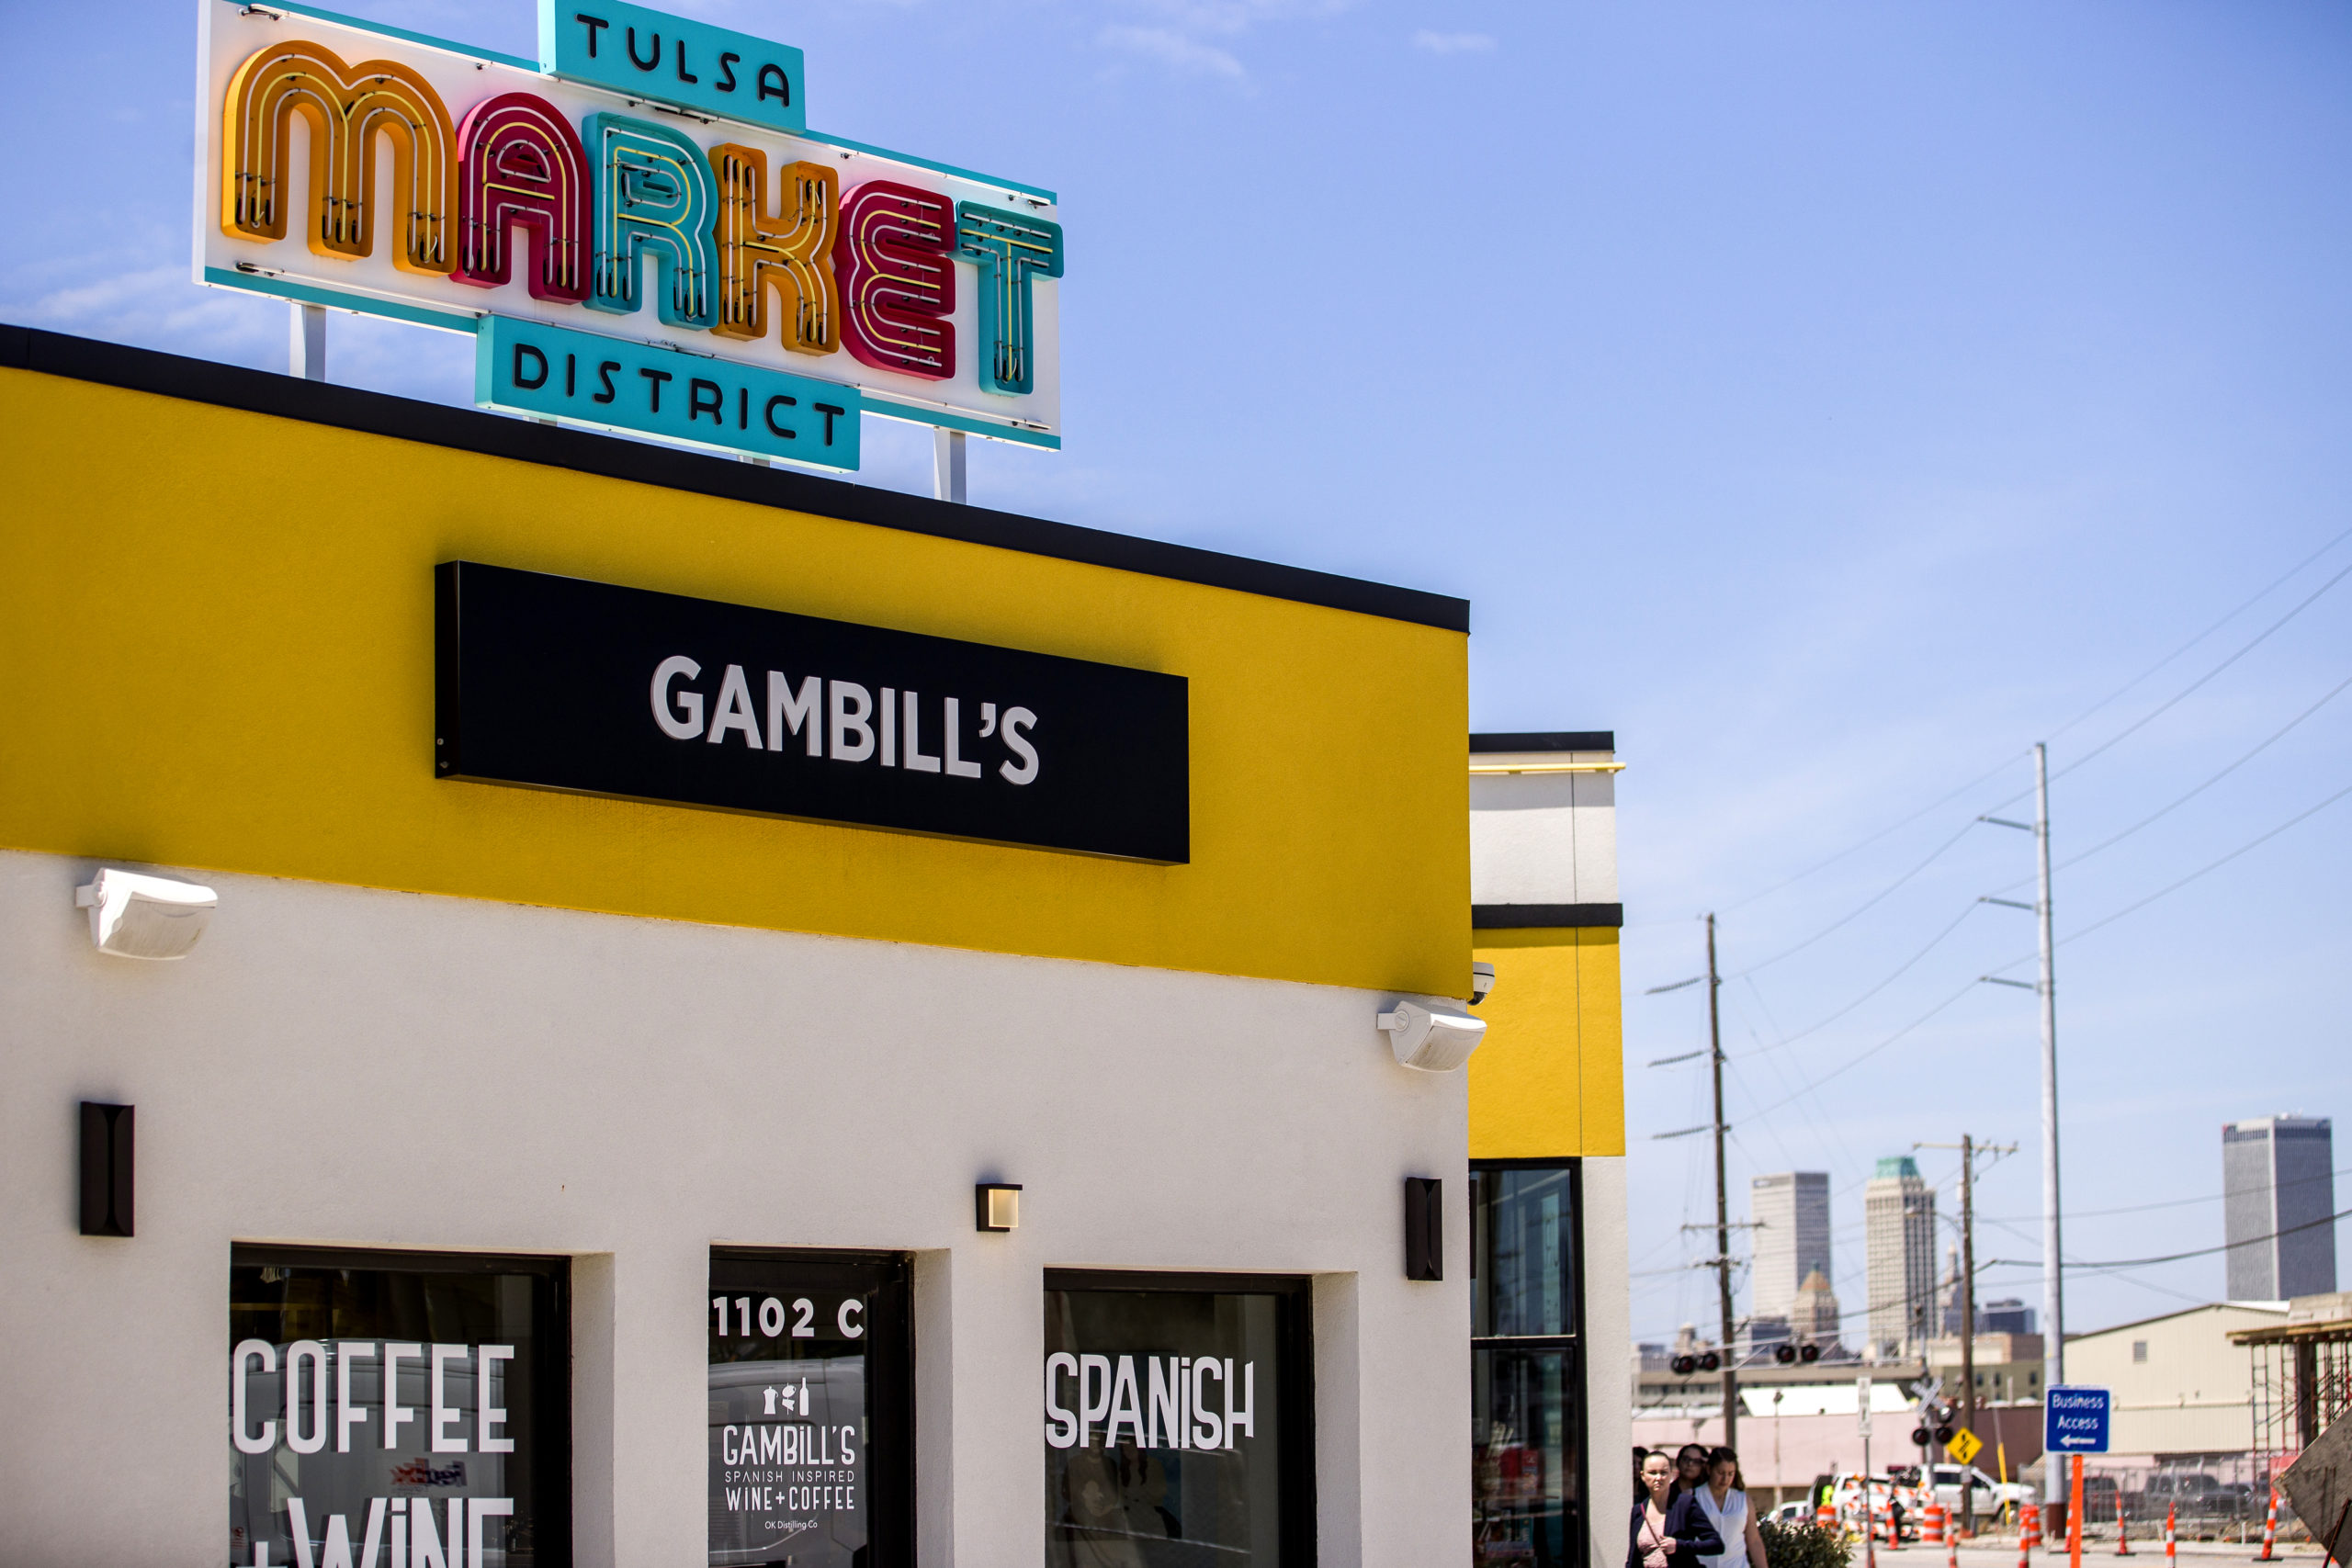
[1378,1000,1487,1072]
[74,868,217,960]
[975,1183,1022,1233]
[80,1102,134,1237]
[1404,1177,1442,1280]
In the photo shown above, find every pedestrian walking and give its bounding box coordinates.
[1694,1447,1771,1568]
[1632,1448,1727,1568]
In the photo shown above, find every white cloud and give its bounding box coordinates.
[1098,25,1248,81]
[1121,0,1351,36]
[1411,28,1494,54]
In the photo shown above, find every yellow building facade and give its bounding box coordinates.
[1465,732,1631,1568]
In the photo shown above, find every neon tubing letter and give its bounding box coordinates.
[710,145,839,355]
[955,204,1064,395]
[453,93,592,302]
[583,112,718,328]
[837,181,955,380]
[220,39,458,273]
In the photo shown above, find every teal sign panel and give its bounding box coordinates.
[476,315,860,470]
[538,0,806,134]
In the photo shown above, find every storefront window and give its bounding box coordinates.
[228,1247,569,1568]
[1044,1271,1313,1567]
[708,1249,911,1568]
[1472,1162,1584,1568]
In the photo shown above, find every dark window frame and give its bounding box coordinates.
[709,1247,915,1568]
[1468,1158,1589,1568]
[231,1243,574,1568]
[1043,1269,1317,1568]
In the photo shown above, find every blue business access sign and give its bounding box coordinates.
[2044,1385,2112,1453]
[537,0,806,133]
[476,315,861,470]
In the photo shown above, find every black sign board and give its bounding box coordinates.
[435,562,1190,862]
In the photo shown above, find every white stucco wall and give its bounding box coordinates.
[1582,1156,1632,1568]
[1468,771,1617,907]
[0,848,1470,1567]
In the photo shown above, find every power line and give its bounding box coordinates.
[1991,665,2352,893]
[2043,523,2352,747]
[1736,901,1981,1055]
[1987,557,2352,810]
[1698,523,2352,924]
[1981,1162,2352,1224]
[1731,820,1983,978]
[1989,1201,2352,1272]
[1715,751,2027,917]
[2053,776,2352,950]
[1708,559,2347,998]
[1731,977,1985,1122]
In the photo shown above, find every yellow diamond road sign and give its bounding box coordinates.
[1949,1427,1984,1466]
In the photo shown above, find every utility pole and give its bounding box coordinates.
[1919,1135,2017,1535]
[2034,742,2064,1513]
[1980,742,2064,1516]
[1708,912,1737,1450]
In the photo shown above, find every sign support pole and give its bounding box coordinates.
[934,428,967,503]
[290,302,325,382]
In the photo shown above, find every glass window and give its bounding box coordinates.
[708,1250,912,1568]
[1043,1271,1313,1567]
[1473,1165,1578,1338]
[1472,1162,1584,1568]
[1474,1348,1580,1568]
[228,1247,569,1568]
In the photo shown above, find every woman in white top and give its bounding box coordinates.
[1695,1447,1770,1568]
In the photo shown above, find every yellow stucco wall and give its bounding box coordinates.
[1466,927,1624,1157]
[0,368,1469,996]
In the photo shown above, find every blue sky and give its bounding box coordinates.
[9,0,2351,1343]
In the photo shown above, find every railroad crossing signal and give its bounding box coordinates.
[1948,1427,1984,1466]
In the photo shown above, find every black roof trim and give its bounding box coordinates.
[1470,731,1613,753]
[1472,902,1623,930]
[0,324,1469,634]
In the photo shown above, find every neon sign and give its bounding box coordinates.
[196,1,1061,468]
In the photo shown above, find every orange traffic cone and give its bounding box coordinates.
[2256,1483,2279,1562]
[2164,1504,2177,1568]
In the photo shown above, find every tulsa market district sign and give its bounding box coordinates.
[195,0,1064,470]
[435,564,1190,863]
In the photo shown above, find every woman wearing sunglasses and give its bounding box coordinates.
[1630,1446,1724,1568]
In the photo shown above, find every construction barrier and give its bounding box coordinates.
[1927,1504,1948,1546]
[1821,1501,1838,1531]
[2023,1502,2044,1551]
[2256,1483,2279,1562]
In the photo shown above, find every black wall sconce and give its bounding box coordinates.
[975,1182,1022,1233]
[80,1101,134,1237]
[1404,1176,1442,1280]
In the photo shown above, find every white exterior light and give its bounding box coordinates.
[74,869,217,960]
[1378,1000,1487,1072]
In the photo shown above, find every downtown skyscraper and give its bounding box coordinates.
[2224,1116,2336,1300]
[1866,1156,1938,1359]
[1751,1172,1833,1325]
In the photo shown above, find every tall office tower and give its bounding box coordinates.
[1981,1298,2036,1335]
[1865,1156,1938,1359]
[2223,1116,2336,1300]
[1751,1172,1833,1324]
